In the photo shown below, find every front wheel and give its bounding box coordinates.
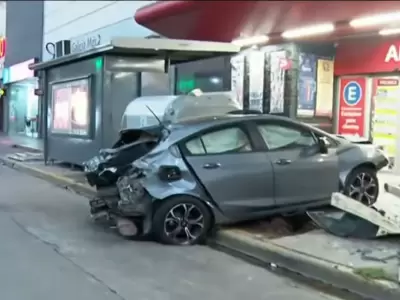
[152,196,213,245]
[343,167,379,206]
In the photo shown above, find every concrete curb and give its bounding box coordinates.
[3,156,400,298]
[0,157,96,198]
[210,229,400,300]
[384,183,400,199]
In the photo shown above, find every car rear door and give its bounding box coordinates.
[181,123,275,219]
[254,121,339,206]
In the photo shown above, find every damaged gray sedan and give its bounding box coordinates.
[94,114,388,245]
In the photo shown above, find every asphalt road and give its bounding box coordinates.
[0,165,343,300]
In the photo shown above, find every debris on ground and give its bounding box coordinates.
[230,214,317,239]
[308,192,400,239]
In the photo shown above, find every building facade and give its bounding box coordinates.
[42,1,155,61]
[2,1,44,147]
[1,1,162,148]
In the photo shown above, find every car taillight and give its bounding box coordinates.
[158,165,182,181]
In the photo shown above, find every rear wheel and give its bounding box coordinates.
[343,167,379,206]
[152,196,212,245]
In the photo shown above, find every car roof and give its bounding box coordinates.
[158,113,340,150]
[166,114,308,140]
[171,113,301,129]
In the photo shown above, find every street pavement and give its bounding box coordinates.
[0,165,344,300]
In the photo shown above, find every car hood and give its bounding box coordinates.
[335,135,372,144]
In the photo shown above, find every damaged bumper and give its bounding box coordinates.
[116,171,152,217]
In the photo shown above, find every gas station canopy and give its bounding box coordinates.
[135,1,400,44]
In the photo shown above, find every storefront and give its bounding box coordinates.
[29,38,239,165]
[334,37,400,169]
[2,58,39,139]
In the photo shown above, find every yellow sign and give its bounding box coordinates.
[316,59,334,117]
[372,78,399,158]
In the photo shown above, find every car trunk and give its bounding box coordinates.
[84,126,162,187]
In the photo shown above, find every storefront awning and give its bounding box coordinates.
[135,1,400,43]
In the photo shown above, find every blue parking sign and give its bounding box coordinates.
[343,81,362,106]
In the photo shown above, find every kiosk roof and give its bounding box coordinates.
[29,37,240,71]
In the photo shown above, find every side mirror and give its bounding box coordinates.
[318,138,328,154]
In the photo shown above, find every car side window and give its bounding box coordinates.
[257,124,316,151]
[185,127,253,155]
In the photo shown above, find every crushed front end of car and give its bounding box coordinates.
[91,141,209,239]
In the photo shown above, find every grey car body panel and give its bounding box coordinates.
[132,145,229,223]
[184,152,275,219]
[267,147,339,205]
[119,114,387,225]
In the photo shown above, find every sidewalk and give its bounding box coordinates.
[0,153,399,300]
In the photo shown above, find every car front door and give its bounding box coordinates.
[255,121,339,206]
[182,124,275,219]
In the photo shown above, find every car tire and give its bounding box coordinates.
[152,196,213,246]
[343,167,379,206]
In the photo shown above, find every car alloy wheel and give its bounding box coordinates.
[152,196,212,245]
[347,171,378,206]
[163,203,204,245]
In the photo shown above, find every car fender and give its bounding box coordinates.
[142,174,226,223]
[337,144,387,188]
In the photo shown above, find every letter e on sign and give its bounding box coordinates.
[343,81,362,106]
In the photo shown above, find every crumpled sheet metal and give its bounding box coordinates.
[307,192,400,239]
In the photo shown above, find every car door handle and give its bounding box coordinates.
[203,162,221,169]
[275,159,292,165]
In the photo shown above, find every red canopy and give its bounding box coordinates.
[135,1,400,43]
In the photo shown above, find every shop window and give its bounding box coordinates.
[141,72,170,96]
[176,72,224,94]
[8,78,40,138]
[175,57,228,94]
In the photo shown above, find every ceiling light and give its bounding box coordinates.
[350,12,400,28]
[232,35,269,47]
[282,23,335,39]
[379,28,400,36]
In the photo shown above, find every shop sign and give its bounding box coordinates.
[371,77,400,159]
[337,77,367,137]
[2,58,35,84]
[71,34,101,54]
[335,38,400,76]
[336,39,400,75]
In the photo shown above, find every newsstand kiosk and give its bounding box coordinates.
[29,38,239,165]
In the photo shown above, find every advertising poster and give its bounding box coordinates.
[297,53,317,117]
[52,78,90,136]
[230,54,245,109]
[371,77,399,159]
[248,50,265,112]
[269,50,286,114]
[337,77,367,137]
[316,59,334,117]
